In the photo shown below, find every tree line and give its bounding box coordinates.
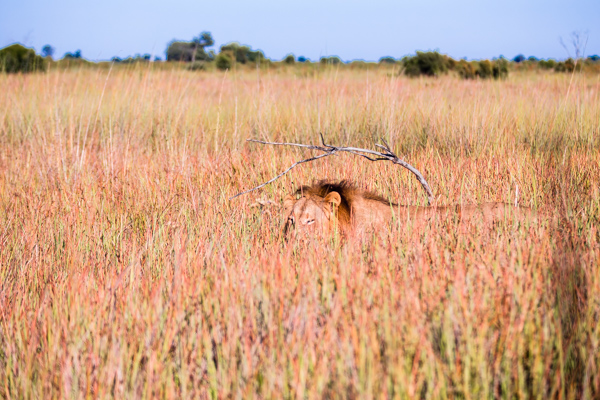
[1,30,599,76]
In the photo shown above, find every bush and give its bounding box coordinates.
[445,56,456,70]
[492,58,509,79]
[215,53,232,70]
[476,60,493,78]
[63,50,82,59]
[456,60,477,79]
[166,32,214,62]
[220,42,265,64]
[539,59,556,69]
[166,41,195,61]
[379,56,396,64]
[167,41,213,62]
[284,54,295,64]
[554,58,581,73]
[455,59,508,80]
[41,45,54,59]
[402,51,448,77]
[0,44,46,73]
[349,60,372,70]
[320,56,342,65]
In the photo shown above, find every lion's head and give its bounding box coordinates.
[282,181,360,239]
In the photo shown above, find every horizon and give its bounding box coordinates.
[1,0,599,62]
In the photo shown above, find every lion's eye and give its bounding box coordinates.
[306,219,315,225]
[288,216,295,224]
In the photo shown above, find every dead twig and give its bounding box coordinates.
[230,136,435,205]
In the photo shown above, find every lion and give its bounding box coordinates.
[283,180,533,238]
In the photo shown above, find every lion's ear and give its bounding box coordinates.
[283,194,296,211]
[324,192,341,208]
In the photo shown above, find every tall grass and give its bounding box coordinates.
[1,64,599,398]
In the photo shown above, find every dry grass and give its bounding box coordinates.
[1,64,599,399]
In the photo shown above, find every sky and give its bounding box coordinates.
[1,0,599,62]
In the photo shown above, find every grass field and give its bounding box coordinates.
[1,64,599,398]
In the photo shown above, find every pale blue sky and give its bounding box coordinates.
[1,0,598,61]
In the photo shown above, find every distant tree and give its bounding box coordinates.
[193,32,214,48]
[284,54,295,64]
[64,50,82,59]
[379,56,396,64]
[554,58,578,73]
[512,54,526,63]
[402,51,448,77]
[154,56,162,62]
[215,53,232,70]
[166,41,194,61]
[0,44,46,73]
[538,59,556,69]
[166,31,215,62]
[492,58,509,78]
[191,31,214,62]
[111,56,122,63]
[297,56,308,63]
[456,60,477,79]
[527,56,539,62]
[588,55,600,62]
[476,60,493,78]
[444,56,456,70]
[455,58,507,80]
[220,42,265,64]
[41,44,54,59]
[320,56,342,65]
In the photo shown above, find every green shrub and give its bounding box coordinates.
[554,58,581,73]
[538,59,556,69]
[476,60,493,79]
[456,60,477,79]
[284,54,295,64]
[63,50,82,59]
[220,42,265,65]
[320,56,342,65]
[0,44,46,73]
[455,59,508,80]
[215,53,232,70]
[445,56,457,70]
[166,32,215,62]
[379,56,396,64]
[492,58,509,79]
[166,41,195,61]
[402,51,448,77]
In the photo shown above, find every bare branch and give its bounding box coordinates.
[319,132,327,146]
[345,150,389,162]
[231,137,435,205]
[229,151,336,200]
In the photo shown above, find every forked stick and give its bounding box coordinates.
[230,135,435,206]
